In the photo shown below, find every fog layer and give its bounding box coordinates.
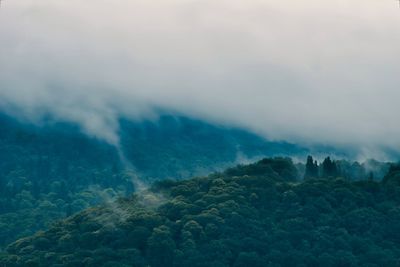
[0,0,399,154]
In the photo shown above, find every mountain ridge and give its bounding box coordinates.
[2,158,400,267]
[0,112,307,249]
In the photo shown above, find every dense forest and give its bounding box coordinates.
[118,116,308,178]
[1,0,398,266]
[0,113,396,267]
[0,114,129,248]
[0,113,307,249]
[1,158,400,267]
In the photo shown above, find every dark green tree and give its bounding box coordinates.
[322,157,338,178]
[304,156,319,179]
[147,226,176,267]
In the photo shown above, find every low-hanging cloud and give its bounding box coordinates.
[0,0,400,154]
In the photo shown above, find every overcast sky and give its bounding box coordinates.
[0,0,399,155]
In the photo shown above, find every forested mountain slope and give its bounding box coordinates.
[119,115,307,179]
[0,113,305,248]
[0,114,129,248]
[2,158,400,267]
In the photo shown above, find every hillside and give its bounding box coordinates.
[0,113,305,248]
[2,158,400,267]
[119,116,307,179]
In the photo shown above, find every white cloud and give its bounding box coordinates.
[0,0,399,150]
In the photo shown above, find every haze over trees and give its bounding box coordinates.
[0,113,395,267]
[0,113,306,249]
[1,158,400,267]
[303,156,389,181]
[0,0,399,266]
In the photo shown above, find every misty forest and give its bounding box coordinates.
[0,114,399,267]
[1,0,400,266]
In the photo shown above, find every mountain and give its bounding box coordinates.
[2,158,400,267]
[0,113,308,179]
[118,115,308,179]
[0,113,307,249]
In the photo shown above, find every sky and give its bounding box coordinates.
[0,0,399,156]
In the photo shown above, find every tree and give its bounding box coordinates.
[304,156,319,179]
[147,226,176,267]
[322,157,338,178]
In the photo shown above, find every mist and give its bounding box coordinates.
[0,0,400,155]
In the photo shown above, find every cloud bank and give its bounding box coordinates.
[0,0,399,153]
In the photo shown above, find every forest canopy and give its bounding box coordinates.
[1,157,400,267]
[0,114,305,249]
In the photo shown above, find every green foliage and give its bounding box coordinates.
[2,158,400,266]
[0,115,134,248]
[322,157,338,178]
[119,116,306,179]
[304,155,318,179]
[300,156,390,181]
[224,157,299,181]
[0,114,304,249]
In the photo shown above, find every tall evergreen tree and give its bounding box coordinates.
[304,155,318,179]
[322,157,338,178]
